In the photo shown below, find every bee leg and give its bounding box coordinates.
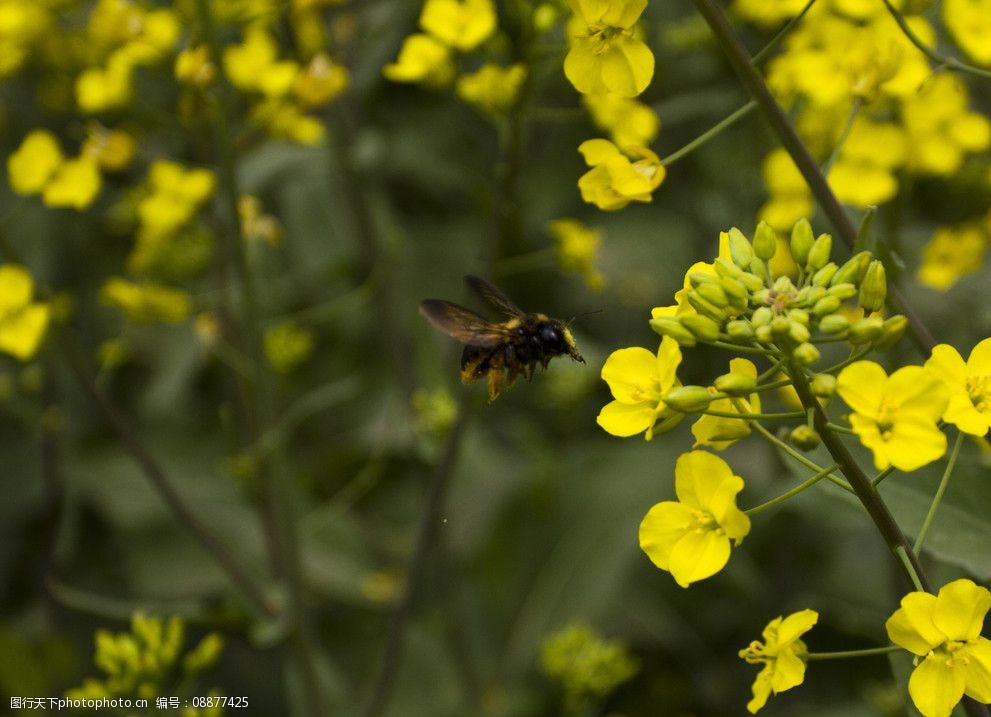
[487,367,505,401]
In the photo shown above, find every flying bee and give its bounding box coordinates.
[420,275,585,401]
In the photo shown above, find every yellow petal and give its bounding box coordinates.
[776,609,818,645]
[0,303,50,361]
[596,399,655,437]
[886,592,944,655]
[967,337,991,375]
[578,138,621,166]
[887,365,949,421]
[933,579,991,642]
[885,416,948,472]
[600,346,659,401]
[908,655,966,717]
[674,450,734,509]
[668,529,730,587]
[639,500,694,571]
[926,343,968,387]
[963,640,991,703]
[0,264,35,313]
[600,36,653,97]
[837,361,887,417]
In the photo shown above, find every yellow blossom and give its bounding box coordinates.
[917,224,987,291]
[828,118,907,208]
[383,33,454,87]
[264,322,314,373]
[943,0,991,66]
[252,99,325,144]
[564,0,654,97]
[82,125,137,172]
[100,277,191,325]
[885,579,991,717]
[43,157,102,210]
[7,130,63,195]
[836,361,949,471]
[0,264,51,361]
[758,149,814,233]
[577,138,664,211]
[456,63,527,116]
[651,232,732,319]
[582,92,659,148]
[639,450,751,587]
[222,29,280,93]
[238,195,282,246]
[138,160,216,237]
[739,609,818,713]
[76,52,134,113]
[294,53,349,107]
[420,0,497,51]
[691,359,760,450]
[597,336,684,439]
[175,44,216,87]
[547,218,605,290]
[732,0,808,28]
[925,338,991,436]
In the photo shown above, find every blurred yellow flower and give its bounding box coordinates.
[758,149,814,233]
[294,53,349,107]
[564,0,654,97]
[943,0,991,66]
[582,92,659,148]
[8,130,63,195]
[0,264,51,361]
[82,125,137,172]
[916,224,987,291]
[456,63,527,116]
[925,338,991,436]
[139,160,216,237]
[577,138,664,211]
[547,217,605,290]
[420,0,497,51]
[827,118,907,208]
[542,624,638,711]
[252,100,326,144]
[264,322,314,373]
[76,52,134,113]
[383,33,454,87]
[100,277,191,324]
[175,44,216,87]
[43,157,102,210]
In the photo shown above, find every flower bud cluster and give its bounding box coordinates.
[650,220,908,364]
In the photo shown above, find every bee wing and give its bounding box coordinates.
[465,275,525,318]
[420,300,508,348]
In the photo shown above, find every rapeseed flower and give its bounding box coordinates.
[739,609,818,713]
[564,0,654,97]
[43,158,102,211]
[638,450,751,587]
[294,53,349,107]
[542,624,638,712]
[836,361,948,471]
[943,0,991,66]
[577,138,664,211]
[547,218,605,290]
[456,63,526,116]
[0,264,51,361]
[827,118,907,208]
[925,338,991,436]
[917,224,987,290]
[264,322,314,373]
[759,149,814,233]
[100,277,191,325]
[419,0,496,51]
[691,358,759,449]
[885,579,991,717]
[8,130,63,195]
[597,336,683,439]
[582,93,659,147]
[383,34,454,86]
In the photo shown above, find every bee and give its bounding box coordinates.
[420,275,585,401]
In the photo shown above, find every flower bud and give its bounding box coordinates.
[812,295,841,316]
[755,324,773,343]
[719,276,748,304]
[751,288,772,306]
[737,271,766,293]
[772,275,795,295]
[806,233,832,271]
[728,227,753,269]
[749,257,768,281]
[680,314,721,342]
[714,372,756,396]
[789,425,821,451]
[753,221,777,262]
[771,315,791,339]
[831,251,872,286]
[790,218,814,266]
[792,342,820,366]
[687,293,727,322]
[725,319,755,342]
[873,315,908,350]
[810,373,836,398]
[689,272,718,288]
[696,282,729,308]
[788,321,811,344]
[663,385,714,413]
[787,308,810,326]
[826,283,858,300]
[858,260,887,312]
[818,314,849,334]
[751,306,773,327]
[811,262,838,287]
[649,317,697,346]
[848,316,884,344]
[713,257,743,278]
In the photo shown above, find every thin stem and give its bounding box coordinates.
[895,546,926,592]
[914,431,964,554]
[750,420,853,494]
[701,409,804,420]
[751,0,818,65]
[880,0,991,81]
[807,645,900,660]
[821,98,861,175]
[825,422,855,435]
[690,0,936,355]
[363,396,472,717]
[871,466,897,488]
[710,340,776,354]
[746,462,840,516]
[820,346,872,375]
[662,101,757,167]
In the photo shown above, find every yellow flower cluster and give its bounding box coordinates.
[8,130,101,211]
[943,0,991,66]
[0,0,53,78]
[547,217,606,290]
[541,624,638,711]
[0,264,51,361]
[917,220,990,291]
[100,276,191,325]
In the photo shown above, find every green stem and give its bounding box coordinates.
[820,346,872,375]
[821,98,861,175]
[807,645,901,660]
[690,0,936,355]
[751,0,818,65]
[914,431,963,554]
[746,462,840,515]
[880,0,991,81]
[701,409,804,420]
[750,419,853,494]
[825,422,855,435]
[895,546,925,592]
[871,466,896,488]
[662,101,757,167]
[710,340,776,354]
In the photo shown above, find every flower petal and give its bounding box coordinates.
[908,655,966,717]
[963,639,991,703]
[578,138,621,166]
[597,399,655,437]
[886,592,944,655]
[601,346,660,402]
[667,528,730,587]
[776,609,818,645]
[933,579,991,642]
[926,343,968,389]
[639,501,693,571]
[885,416,948,472]
[967,337,991,375]
[888,365,949,421]
[837,361,887,417]
[674,450,735,509]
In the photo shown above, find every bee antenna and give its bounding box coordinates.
[567,308,603,326]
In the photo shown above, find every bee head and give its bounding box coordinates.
[541,321,585,363]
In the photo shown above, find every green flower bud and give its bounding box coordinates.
[728,227,754,269]
[787,308,810,326]
[788,321,811,344]
[689,271,718,288]
[749,257,768,281]
[802,286,826,305]
[681,314,722,342]
[826,283,858,300]
[649,317,697,346]
[873,315,909,350]
[713,257,743,278]
[810,373,836,398]
[753,221,777,261]
[806,233,833,271]
[696,282,730,308]
[789,425,821,451]
[858,260,887,312]
[738,271,766,293]
[725,319,755,342]
[811,262,838,287]
[772,275,795,295]
[792,342,820,366]
[687,293,727,321]
[812,295,841,316]
[719,276,748,303]
[755,324,773,343]
[664,385,715,412]
[818,314,850,334]
[751,288,772,306]
[714,372,756,396]
[771,315,791,339]
[751,306,774,327]
[790,218,814,266]
[831,250,872,286]
[848,316,884,344]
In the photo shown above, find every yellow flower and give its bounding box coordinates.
[43,157,102,210]
[238,195,282,246]
[582,92,659,148]
[263,322,314,373]
[836,361,949,471]
[222,29,281,93]
[733,0,808,28]
[925,338,991,436]
[943,0,991,66]
[456,63,527,116]
[251,99,325,144]
[639,450,751,587]
[383,33,454,87]
[597,336,683,439]
[294,53,349,107]
[691,359,760,450]
[917,224,987,291]
[547,217,605,290]
[564,0,654,97]
[758,148,814,233]
[139,161,216,236]
[100,277,191,325]
[76,52,134,113]
[577,138,664,211]
[7,130,63,195]
[885,579,991,717]
[420,0,497,52]
[827,118,907,208]
[0,264,51,361]
[82,125,137,172]
[739,609,818,713]
[175,44,216,87]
